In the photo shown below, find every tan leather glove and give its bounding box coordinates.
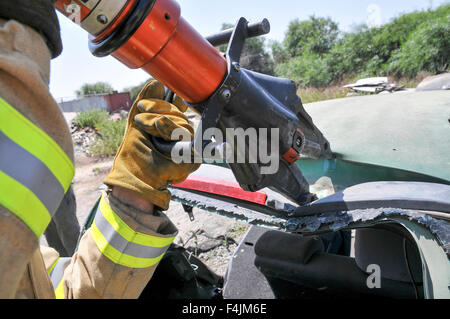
[104,81,200,210]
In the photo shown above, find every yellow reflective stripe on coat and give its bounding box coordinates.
[0,170,51,238]
[0,98,74,189]
[91,195,175,268]
[0,97,75,238]
[49,257,71,299]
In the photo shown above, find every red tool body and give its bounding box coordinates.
[55,0,227,104]
[55,0,332,206]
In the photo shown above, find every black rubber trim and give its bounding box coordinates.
[89,0,156,57]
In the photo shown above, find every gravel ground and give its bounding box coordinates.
[166,202,248,276]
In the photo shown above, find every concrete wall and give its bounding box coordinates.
[59,92,131,113]
[59,96,108,113]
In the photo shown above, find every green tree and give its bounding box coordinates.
[274,4,450,87]
[283,16,339,57]
[274,52,333,87]
[271,40,290,65]
[388,17,450,77]
[326,4,450,81]
[75,82,115,98]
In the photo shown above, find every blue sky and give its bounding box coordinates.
[49,0,447,100]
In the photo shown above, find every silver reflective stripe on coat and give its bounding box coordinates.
[0,131,65,216]
[49,257,71,290]
[94,206,171,259]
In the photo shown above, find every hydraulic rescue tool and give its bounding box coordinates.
[55,0,333,206]
[56,1,450,300]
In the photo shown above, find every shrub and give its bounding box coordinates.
[388,18,450,78]
[272,4,450,88]
[275,52,333,88]
[283,16,339,57]
[72,109,109,129]
[89,118,127,156]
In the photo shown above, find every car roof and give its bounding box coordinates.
[303,90,450,182]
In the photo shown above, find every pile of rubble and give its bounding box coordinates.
[166,204,248,276]
[71,125,98,157]
[344,77,405,94]
[70,110,129,157]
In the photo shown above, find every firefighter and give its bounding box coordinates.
[0,0,199,298]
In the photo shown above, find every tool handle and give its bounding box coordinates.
[151,136,192,158]
[206,19,270,47]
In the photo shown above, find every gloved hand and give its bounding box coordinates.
[104,80,200,210]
